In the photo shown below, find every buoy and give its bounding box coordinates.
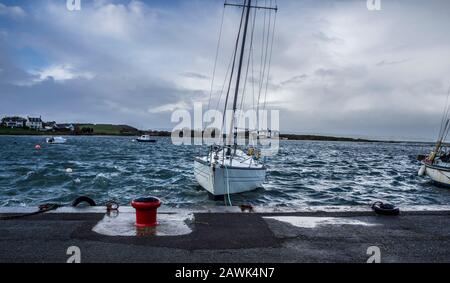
[131,197,161,228]
[418,165,426,176]
[66,168,73,173]
[35,144,41,150]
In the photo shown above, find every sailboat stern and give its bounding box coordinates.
[194,157,266,196]
[194,158,215,194]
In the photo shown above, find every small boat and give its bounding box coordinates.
[136,135,156,143]
[46,136,67,144]
[419,87,450,187]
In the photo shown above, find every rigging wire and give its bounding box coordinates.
[438,86,450,141]
[237,7,257,128]
[259,0,272,112]
[434,86,450,157]
[256,0,268,114]
[262,0,277,111]
[221,2,247,142]
[206,6,227,113]
[215,45,237,125]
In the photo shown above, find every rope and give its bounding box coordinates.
[0,197,122,221]
[224,165,233,206]
[0,203,60,220]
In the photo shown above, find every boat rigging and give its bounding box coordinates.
[194,0,278,199]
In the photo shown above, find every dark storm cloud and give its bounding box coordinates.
[0,0,450,140]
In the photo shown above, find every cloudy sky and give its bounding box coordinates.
[1,0,450,141]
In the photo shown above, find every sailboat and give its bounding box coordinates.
[194,0,278,197]
[419,88,450,187]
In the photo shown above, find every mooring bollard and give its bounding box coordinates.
[131,197,161,228]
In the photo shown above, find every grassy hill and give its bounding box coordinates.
[279,134,375,142]
[0,127,50,135]
[0,124,141,136]
[75,124,141,136]
[0,126,389,142]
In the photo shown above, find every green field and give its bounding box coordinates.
[76,124,140,135]
[0,127,53,136]
[0,124,141,136]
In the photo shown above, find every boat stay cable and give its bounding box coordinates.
[237,8,257,133]
[206,6,226,114]
[256,0,268,115]
[433,86,450,158]
[221,4,246,148]
[263,0,277,111]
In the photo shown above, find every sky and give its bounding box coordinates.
[1,0,450,141]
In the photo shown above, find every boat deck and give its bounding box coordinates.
[1,206,450,263]
[195,156,265,169]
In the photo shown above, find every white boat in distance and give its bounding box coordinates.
[194,0,277,197]
[46,136,67,144]
[136,135,156,143]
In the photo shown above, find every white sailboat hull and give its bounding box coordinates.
[423,164,450,187]
[194,158,266,196]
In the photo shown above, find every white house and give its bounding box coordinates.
[55,123,75,132]
[26,116,43,130]
[1,117,27,128]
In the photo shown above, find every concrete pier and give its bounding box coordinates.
[1,206,450,263]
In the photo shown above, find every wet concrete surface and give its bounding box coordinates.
[1,207,450,263]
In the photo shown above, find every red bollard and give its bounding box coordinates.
[131,197,161,228]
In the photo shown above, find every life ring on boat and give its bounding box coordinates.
[72,196,97,207]
[371,201,400,216]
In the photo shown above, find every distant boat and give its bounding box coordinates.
[419,87,450,187]
[136,135,156,143]
[46,136,67,144]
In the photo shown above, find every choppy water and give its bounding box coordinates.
[1,136,449,207]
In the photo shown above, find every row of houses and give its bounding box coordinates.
[0,116,75,132]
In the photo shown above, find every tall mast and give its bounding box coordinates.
[227,0,252,149]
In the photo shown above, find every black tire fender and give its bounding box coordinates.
[72,196,96,207]
[372,201,400,216]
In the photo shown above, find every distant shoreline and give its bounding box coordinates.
[0,128,433,144]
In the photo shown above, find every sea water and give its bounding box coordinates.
[0,136,449,207]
